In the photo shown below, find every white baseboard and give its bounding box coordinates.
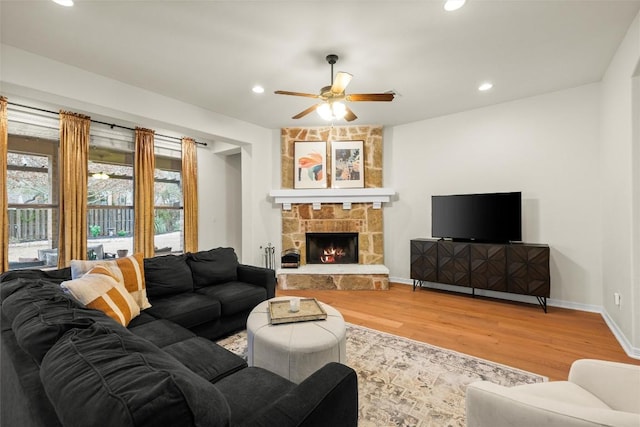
[601,309,640,359]
[390,277,640,360]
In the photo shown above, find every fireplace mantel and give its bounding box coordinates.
[269,188,395,210]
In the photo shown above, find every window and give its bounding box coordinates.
[87,126,135,259]
[6,114,60,269]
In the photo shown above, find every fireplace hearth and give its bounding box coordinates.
[306,232,358,265]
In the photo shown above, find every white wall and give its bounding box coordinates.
[385,84,603,307]
[197,146,242,254]
[226,153,243,255]
[242,129,283,267]
[600,11,640,351]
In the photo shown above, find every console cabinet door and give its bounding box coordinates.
[507,245,550,297]
[470,244,507,291]
[410,239,438,282]
[438,241,470,287]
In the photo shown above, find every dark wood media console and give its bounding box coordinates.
[410,238,550,312]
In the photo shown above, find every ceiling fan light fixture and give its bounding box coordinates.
[276,53,393,122]
[444,0,466,11]
[317,101,347,121]
[317,103,332,120]
[332,101,347,119]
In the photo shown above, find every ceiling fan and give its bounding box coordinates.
[274,54,395,122]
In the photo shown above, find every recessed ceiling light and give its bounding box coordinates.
[52,0,74,6]
[444,0,466,12]
[252,85,265,94]
[478,82,493,91]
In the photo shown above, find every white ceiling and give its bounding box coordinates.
[1,0,639,129]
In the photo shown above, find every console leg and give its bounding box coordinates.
[413,280,426,291]
[536,296,547,313]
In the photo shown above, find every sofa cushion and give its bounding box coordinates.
[61,268,140,326]
[143,254,193,298]
[0,267,72,285]
[12,303,118,364]
[1,328,64,427]
[36,249,62,267]
[40,323,230,427]
[163,337,247,383]
[126,311,157,328]
[129,319,195,348]
[70,252,151,310]
[2,280,81,324]
[1,277,34,302]
[196,282,267,316]
[213,367,295,425]
[87,243,104,260]
[144,293,221,329]
[187,247,239,288]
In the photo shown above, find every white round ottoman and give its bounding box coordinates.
[246,297,347,384]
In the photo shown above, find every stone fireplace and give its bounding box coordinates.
[281,203,383,265]
[274,125,392,290]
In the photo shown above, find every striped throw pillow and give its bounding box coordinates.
[70,253,151,310]
[61,267,141,326]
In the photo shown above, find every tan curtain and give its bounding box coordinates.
[134,127,155,257]
[0,97,8,272]
[181,137,199,253]
[58,111,90,267]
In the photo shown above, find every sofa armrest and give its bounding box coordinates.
[569,359,640,414]
[241,362,358,427]
[237,264,276,299]
[466,380,640,427]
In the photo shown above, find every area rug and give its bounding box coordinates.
[217,324,546,426]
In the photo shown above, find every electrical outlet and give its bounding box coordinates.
[614,292,621,306]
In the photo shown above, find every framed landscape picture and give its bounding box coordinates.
[331,140,364,188]
[294,141,327,189]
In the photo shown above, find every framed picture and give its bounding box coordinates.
[294,141,327,189]
[331,140,364,188]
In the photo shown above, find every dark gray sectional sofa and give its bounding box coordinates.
[0,248,358,427]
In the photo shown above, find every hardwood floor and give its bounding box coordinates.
[276,283,639,381]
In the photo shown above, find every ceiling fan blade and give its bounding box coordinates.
[344,106,357,122]
[346,93,395,102]
[292,103,321,119]
[331,72,353,95]
[275,90,321,99]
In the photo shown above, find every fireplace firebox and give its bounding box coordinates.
[306,232,358,264]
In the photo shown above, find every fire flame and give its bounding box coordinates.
[320,246,346,263]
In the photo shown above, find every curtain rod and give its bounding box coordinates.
[7,101,208,147]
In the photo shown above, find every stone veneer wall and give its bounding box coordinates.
[282,203,383,265]
[281,126,383,189]
[280,126,384,265]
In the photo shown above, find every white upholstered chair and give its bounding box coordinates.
[466,359,640,427]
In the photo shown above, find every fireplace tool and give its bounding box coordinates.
[261,243,276,270]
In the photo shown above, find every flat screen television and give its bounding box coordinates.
[431,192,522,243]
